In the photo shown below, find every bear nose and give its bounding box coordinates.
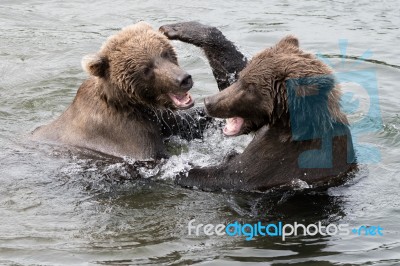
[178,73,193,90]
[204,96,215,113]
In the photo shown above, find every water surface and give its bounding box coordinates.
[1,0,399,265]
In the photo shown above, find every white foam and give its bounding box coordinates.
[156,124,253,180]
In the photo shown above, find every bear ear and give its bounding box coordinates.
[134,21,153,30]
[81,54,108,77]
[276,35,299,50]
[123,21,153,32]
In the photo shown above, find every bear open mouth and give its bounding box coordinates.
[223,117,244,136]
[168,92,195,110]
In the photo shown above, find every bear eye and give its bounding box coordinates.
[143,66,153,78]
[247,83,257,92]
[161,51,170,59]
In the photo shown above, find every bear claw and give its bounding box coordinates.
[159,21,216,47]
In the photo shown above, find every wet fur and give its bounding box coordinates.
[32,22,200,159]
[161,24,357,191]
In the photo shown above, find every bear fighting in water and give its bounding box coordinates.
[33,21,356,191]
[160,22,357,191]
[32,22,207,159]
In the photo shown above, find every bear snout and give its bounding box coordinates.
[204,85,239,118]
[204,96,218,116]
[178,73,193,91]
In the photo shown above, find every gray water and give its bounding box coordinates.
[1,0,400,265]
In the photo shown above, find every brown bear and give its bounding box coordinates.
[32,22,198,159]
[160,22,357,191]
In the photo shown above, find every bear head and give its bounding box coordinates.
[204,35,347,137]
[82,21,194,111]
